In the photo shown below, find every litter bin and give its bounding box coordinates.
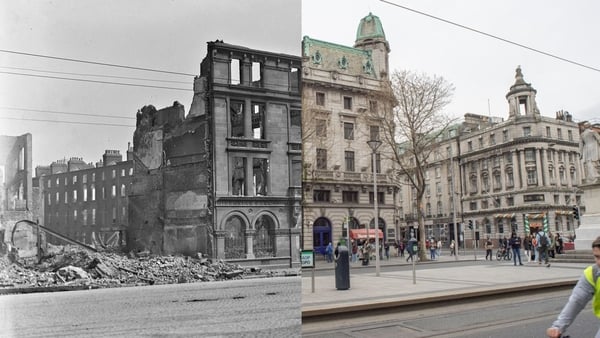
[335,245,350,290]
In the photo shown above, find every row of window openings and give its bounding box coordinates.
[469,166,576,192]
[47,184,127,205]
[468,194,580,211]
[312,190,385,204]
[47,207,125,226]
[316,121,380,142]
[315,149,381,173]
[229,59,299,88]
[314,92,378,112]
[47,168,133,188]
[463,152,577,176]
[467,127,574,151]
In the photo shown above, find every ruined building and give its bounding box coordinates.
[129,41,302,264]
[38,150,133,248]
[0,134,35,249]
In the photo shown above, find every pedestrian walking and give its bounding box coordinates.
[546,236,600,337]
[524,234,532,262]
[485,237,493,260]
[351,240,358,263]
[384,242,390,260]
[429,238,437,260]
[532,233,539,263]
[399,240,405,257]
[325,242,333,263]
[437,239,442,257]
[450,239,456,256]
[536,229,551,267]
[509,232,523,266]
[556,233,564,255]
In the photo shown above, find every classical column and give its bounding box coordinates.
[541,148,549,186]
[535,148,543,185]
[511,150,522,188]
[518,150,527,188]
[245,229,255,259]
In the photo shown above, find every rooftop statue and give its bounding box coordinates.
[579,122,600,183]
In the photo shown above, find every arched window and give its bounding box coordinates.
[224,215,245,259]
[254,215,275,257]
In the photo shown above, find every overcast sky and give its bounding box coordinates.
[303,0,600,124]
[3,1,599,171]
[0,0,301,169]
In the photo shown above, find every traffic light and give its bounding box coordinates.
[573,206,580,220]
[468,219,473,230]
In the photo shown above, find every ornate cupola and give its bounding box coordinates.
[354,12,390,79]
[506,66,540,119]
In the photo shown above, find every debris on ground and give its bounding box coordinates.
[0,244,276,290]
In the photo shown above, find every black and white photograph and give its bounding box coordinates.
[1,1,302,336]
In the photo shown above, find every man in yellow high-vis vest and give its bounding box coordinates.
[546,236,600,337]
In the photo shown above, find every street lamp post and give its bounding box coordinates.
[367,138,382,277]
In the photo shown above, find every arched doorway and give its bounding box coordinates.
[224,215,245,259]
[253,215,275,257]
[313,217,331,255]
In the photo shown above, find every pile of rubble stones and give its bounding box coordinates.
[0,245,278,291]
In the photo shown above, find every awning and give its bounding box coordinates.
[349,228,384,240]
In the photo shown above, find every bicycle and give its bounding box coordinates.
[496,246,512,261]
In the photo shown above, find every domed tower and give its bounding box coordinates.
[506,66,540,119]
[354,12,390,79]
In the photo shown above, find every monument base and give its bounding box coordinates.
[575,182,600,250]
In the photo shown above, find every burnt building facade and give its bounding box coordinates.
[129,41,302,263]
[0,133,35,248]
[38,151,133,248]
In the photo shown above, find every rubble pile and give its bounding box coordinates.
[0,245,269,290]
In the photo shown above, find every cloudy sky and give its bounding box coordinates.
[303,0,599,123]
[0,0,301,168]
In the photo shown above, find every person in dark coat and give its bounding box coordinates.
[509,232,523,266]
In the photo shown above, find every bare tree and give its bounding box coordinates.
[376,69,455,261]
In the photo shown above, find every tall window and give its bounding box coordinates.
[252,103,265,139]
[557,128,562,140]
[503,130,509,142]
[345,151,355,172]
[343,96,352,110]
[232,157,246,196]
[83,184,87,201]
[253,158,268,196]
[527,168,538,185]
[316,149,327,170]
[316,119,327,137]
[525,149,536,162]
[369,125,380,141]
[369,100,377,112]
[523,126,531,137]
[315,92,325,106]
[343,122,354,140]
[229,58,240,85]
[230,101,245,137]
[120,184,126,197]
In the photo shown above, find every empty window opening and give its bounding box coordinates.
[253,158,268,196]
[518,97,528,115]
[251,62,261,86]
[230,58,240,85]
[232,157,246,196]
[290,67,299,92]
[252,103,265,139]
[230,101,245,137]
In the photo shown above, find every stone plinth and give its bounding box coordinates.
[576,182,600,250]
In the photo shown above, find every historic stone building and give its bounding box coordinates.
[396,67,582,246]
[38,150,133,248]
[129,41,302,264]
[301,13,397,254]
